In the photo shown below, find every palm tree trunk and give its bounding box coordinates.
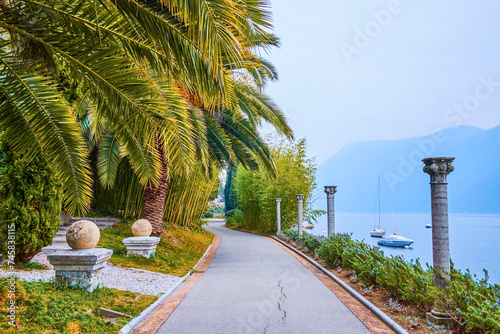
[140,142,169,237]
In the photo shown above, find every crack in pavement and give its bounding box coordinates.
[277,279,287,322]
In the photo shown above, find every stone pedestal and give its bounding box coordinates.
[60,210,72,226]
[297,194,304,236]
[276,198,282,235]
[122,236,161,257]
[324,186,337,237]
[423,157,455,328]
[426,309,455,329]
[47,248,113,292]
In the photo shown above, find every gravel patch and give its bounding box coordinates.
[1,254,182,296]
[0,219,182,296]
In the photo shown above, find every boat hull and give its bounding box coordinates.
[377,235,414,248]
[370,231,385,237]
[377,240,413,247]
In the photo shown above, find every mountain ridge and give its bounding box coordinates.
[316,125,500,213]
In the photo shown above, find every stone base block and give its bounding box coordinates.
[122,236,161,257]
[426,310,455,329]
[47,248,113,292]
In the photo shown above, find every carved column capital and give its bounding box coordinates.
[276,198,281,203]
[422,157,455,184]
[324,186,337,197]
[296,194,304,202]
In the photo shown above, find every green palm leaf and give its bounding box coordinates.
[0,46,91,214]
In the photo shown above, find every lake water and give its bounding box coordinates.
[308,213,500,285]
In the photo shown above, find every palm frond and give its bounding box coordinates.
[0,45,92,214]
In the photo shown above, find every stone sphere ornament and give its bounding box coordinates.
[66,220,100,249]
[131,219,152,236]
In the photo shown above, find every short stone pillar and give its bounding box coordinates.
[324,186,337,237]
[297,194,304,236]
[122,237,161,257]
[422,157,455,328]
[47,220,113,292]
[59,210,72,226]
[276,198,282,235]
[122,219,161,257]
[48,248,113,293]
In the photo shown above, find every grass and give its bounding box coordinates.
[13,262,48,271]
[0,278,157,334]
[98,219,214,276]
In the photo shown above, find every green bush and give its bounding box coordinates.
[234,138,324,234]
[445,269,500,333]
[203,211,214,218]
[0,142,63,263]
[311,232,499,332]
[225,209,244,227]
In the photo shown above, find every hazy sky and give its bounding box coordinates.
[263,1,500,163]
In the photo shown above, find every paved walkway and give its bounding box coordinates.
[157,222,370,334]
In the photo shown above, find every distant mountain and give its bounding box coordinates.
[315,125,500,213]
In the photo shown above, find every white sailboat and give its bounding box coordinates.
[370,176,386,238]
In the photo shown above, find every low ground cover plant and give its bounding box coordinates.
[98,219,214,276]
[284,230,500,334]
[0,278,156,334]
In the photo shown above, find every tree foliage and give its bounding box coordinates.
[234,138,322,233]
[0,141,63,262]
[224,166,238,212]
[0,0,291,216]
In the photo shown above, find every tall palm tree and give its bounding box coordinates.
[0,0,249,214]
[0,0,292,237]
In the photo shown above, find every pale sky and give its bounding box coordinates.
[263,0,500,163]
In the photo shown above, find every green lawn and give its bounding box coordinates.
[0,219,213,333]
[98,220,214,276]
[0,278,157,334]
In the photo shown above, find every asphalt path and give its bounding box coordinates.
[156,222,370,334]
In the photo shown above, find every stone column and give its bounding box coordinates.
[297,194,304,236]
[423,157,455,328]
[324,186,337,237]
[276,198,282,235]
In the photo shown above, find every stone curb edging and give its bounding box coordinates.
[271,236,409,334]
[118,233,217,334]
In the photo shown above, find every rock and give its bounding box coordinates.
[99,307,130,318]
[131,219,152,237]
[66,220,100,249]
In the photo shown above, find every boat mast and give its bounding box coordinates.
[378,175,381,228]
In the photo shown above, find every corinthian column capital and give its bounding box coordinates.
[422,157,455,184]
[324,186,337,197]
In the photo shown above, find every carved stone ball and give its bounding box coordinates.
[131,219,152,236]
[66,220,100,249]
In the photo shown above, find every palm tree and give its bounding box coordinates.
[0,0,292,237]
[0,0,250,213]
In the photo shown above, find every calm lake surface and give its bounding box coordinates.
[308,213,500,285]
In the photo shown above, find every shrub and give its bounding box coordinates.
[298,233,324,253]
[445,269,500,333]
[203,211,214,218]
[225,209,244,228]
[234,138,324,234]
[313,232,499,332]
[0,142,63,263]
